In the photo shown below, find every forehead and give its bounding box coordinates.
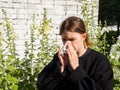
[61,31,80,38]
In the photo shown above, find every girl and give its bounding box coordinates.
[37,16,113,90]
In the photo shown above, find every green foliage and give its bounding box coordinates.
[110,36,120,89]
[0,8,58,90]
[0,9,18,90]
[37,8,58,68]
[16,8,57,90]
[80,0,120,90]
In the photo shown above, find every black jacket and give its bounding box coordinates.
[37,48,113,90]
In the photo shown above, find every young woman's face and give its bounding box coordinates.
[61,31,86,52]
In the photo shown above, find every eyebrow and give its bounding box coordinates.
[62,37,76,40]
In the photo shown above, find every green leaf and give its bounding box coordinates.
[5,74,12,81]
[10,85,18,90]
[6,59,12,63]
[29,54,34,59]
[9,77,18,83]
[0,77,2,83]
[7,66,16,72]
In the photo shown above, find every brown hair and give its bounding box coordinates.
[59,16,91,47]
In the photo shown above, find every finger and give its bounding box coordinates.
[67,43,77,61]
[68,43,75,51]
[67,43,75,56]
[58,47,66,72]
[58,47,64,65]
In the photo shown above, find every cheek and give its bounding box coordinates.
[73,40,83,50]
[71,41,79,51]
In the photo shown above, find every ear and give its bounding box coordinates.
[82,33,87,40]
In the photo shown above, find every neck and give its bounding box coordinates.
[77,47,88,57]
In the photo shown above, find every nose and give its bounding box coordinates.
[64,41,70,46]
[66,41,70,44]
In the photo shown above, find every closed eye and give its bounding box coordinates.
[68,38,75,41]
[62,38,67,42]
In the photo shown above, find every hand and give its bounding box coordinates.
[58,43,79,72]
[58,47,69,73]
[67,43,79,70]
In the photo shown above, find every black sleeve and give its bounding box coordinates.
[66,55,113,90]
[37,53,64,90]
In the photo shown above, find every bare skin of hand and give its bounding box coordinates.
[58,43,79,73]
[67,43,79,70]
[58,47,69,72]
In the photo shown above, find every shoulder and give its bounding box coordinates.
[88,48,107,59]
[89,48,103,55]
[88,48,112,69]
[86,48,111,67]
[39,53,59,73]
[53,53,59,60]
